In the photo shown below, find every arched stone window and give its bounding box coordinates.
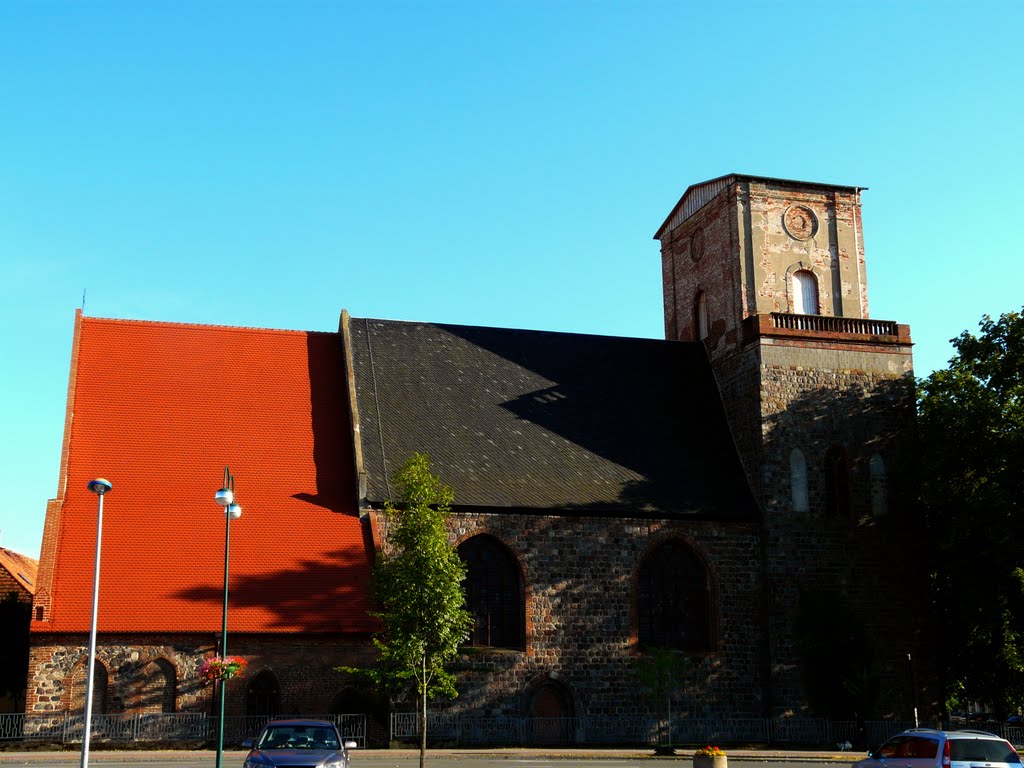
[790,448,809,513]
[70,659,108,715]
[136,658,176,713]
[245,669,280,719]
[824,446,852,518]
[793,270,819,315]
[636,540,711,651]
[459,535,524,649]
[527,678,575,744]
[694,291,709,340]
[870,453,888,517]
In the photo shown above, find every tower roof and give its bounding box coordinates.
[653,173,866,240]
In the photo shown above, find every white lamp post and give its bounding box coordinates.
[214,468,241,768]
[80,478,111,768]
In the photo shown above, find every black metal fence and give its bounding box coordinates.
[0,712,367,747]
[5,711,1024,749]
[390,713,1024,748]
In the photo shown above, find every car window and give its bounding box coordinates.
[258,726,295,748]
[877,737,911,758]
[907,737,939,758]
[950,739,1020,763]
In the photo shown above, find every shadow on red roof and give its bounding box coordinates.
[35,316,375,635]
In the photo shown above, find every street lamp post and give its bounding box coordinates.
[81,478,111,768]
[214,468,241,768]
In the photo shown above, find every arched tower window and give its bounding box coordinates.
[824,446,852,518]
[459,535,524,649]
[245,670,280,719]
[694,291,708,340]
[869,453,888,517]
[136,658,176,713]
[636,540,711,651]
[790,448,809,513]
[792,270,819,315]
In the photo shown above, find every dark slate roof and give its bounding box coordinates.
[346,317,759,521]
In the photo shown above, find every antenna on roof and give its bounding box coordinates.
[82,288,87,314]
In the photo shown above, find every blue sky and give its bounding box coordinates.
[2,0,1022,558]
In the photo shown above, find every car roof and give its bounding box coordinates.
[262,719,337,728]
[897,729,1004,739]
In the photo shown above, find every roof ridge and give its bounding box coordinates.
[81,315,336,337]
[352,315,672,345]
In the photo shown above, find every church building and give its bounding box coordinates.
[26,174,929,740]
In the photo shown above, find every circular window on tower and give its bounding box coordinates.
[783,205,818,241]
[690,227,706,262]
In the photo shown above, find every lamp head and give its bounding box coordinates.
[87,478,112,496]
[214,488,234,506]
[226,503,242,520]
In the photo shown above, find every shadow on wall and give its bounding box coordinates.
[756,373,935,719]
[294,332,356,514]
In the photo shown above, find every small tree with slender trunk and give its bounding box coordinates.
[633,647,689,753]
[341,453,472,768]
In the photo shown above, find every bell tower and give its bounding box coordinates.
[654,174,929,717]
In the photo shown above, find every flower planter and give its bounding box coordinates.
[693,755,727,768]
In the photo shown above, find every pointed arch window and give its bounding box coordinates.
[245,670,280,719]
[824,446,852,518]
[694,291,709,340]
[137,658,176,713]
[790,448,809,513]
[870,453,888,517]
[637,540,711,651]
[793,270,819,315]
[459,535,524,649]
[71,660,108,715]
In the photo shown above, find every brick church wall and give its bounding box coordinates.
[377,510,766,719]
[27,634,376,716]
[735,341,931,718]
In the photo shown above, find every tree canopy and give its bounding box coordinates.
[341,452,473,768]
[911,308,1024,714]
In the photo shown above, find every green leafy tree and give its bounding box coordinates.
[341,453,473,768]
[632,647,689,751]
[0,591,32,711]
[909,308,1024,715]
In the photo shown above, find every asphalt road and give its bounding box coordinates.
[0,749,861,767]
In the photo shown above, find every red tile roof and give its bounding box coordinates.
[0,547,38,596]
[34,315,375,635]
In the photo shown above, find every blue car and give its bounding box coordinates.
[243,719,357,768]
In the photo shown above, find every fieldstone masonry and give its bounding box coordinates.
[26,173,932,731]
[376,510,764,719]
[656,175,932,718]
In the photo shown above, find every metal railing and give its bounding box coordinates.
[769,313,899,337]
[389,713,929,747]
[5,711,1023,749]
[2,712,367,747]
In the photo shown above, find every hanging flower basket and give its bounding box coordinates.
[199,656,248,683]
[693,745,727,768]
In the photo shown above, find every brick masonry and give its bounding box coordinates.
[657,175,934,719]
[27,635,378,716]
[26,174,932,728]
[378,510,765,719]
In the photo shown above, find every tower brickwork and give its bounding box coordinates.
[655,175,933,718]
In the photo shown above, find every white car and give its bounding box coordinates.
[853,729,1022,768]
